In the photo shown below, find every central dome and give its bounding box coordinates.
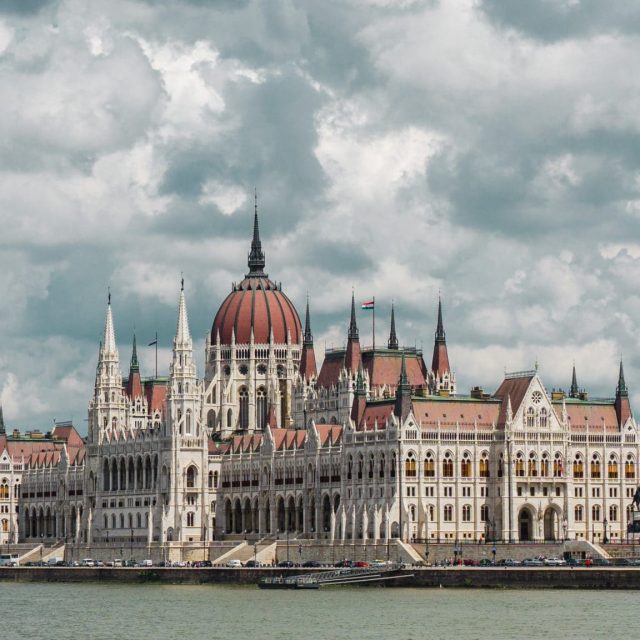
[211,202,302,345]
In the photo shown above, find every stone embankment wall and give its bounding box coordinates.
[2,566,640,588]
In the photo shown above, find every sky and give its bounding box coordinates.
[2,0,640,432]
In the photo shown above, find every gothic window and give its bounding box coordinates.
[515,453,525,477]
[208,471,213,489]
[442,453,454,478]
[590,455,601,479]
[498,455,503,478]
[186,466,197,489]
[553,453,563,478]
[379,454,385,479]
[540,453,549,477]
[480,505,489,522]
[608,454,619,480]
[526,407,535,428]
[213,471,218,488]
[461,453,471,478]
[223,365,231,376]
[626,454,636,479]
[540,408,548,428]
[207,409,216,431]
[187,512,195,527]
[405,453,417,478]
[462,505,471,522]
[136,513,142,528]
[186,410,192,434]
[479,452,490,478]
[592,505,601,521]
[443,505,453,522]
[424,452,435,477]
[528,453,538,477]
[573,454,584,479]
[575,505,583,522]
[610,505,618,522]
[0,481,8,500]
[227,408,233,429]
[257,387,267,430]
[239,387,249,430]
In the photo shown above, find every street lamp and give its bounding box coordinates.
[603,518,608,544]
[40,533,44,564]
[130,528,134,561]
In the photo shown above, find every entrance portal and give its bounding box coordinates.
[519,509,532,541]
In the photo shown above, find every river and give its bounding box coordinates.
[2,582,638,639]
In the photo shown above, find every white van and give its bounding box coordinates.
[141,559,153,567]
[226,559,242,568]
[81,558,96,567]
[0,553,19,566]
[46,557,63,566]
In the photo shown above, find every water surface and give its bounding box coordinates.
[2,582,638,640]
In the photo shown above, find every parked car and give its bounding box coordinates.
[463,558,478,566]
[498,558,521,566]
[479,558,493,566]
[612,558,631,566]
[543,557,566,566]
[277,560,294,568]
[334,560,353,568]
[522,558,544,566]
[226,559,243,568]
[353,561,369,568]
[590,558,612,567]
[245,559,260,568]
[80,558,96,567]
[565,557,583,567]
[140,559,153,567]
[302,560,321,568]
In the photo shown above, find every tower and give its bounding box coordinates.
[299,297,317,380]
[615,360,632,428]
[429,296,456,396]
[394,351,412,421]
[345,292,361,374]
[569,364,579,398]
[388,303,399,350]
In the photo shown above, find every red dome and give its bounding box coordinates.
[212,276,302,345]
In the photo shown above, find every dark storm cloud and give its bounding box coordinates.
[0,0,54,15]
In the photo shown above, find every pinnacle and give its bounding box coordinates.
[175,285,192,346]
[388,303,398,350]
[304,296,313,345]
[102,296,118,358]
[348,291,359,341]
[247,190,266,276]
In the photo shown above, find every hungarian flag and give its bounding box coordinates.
[361,300,375,310]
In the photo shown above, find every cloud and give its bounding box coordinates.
[2,0,640,429]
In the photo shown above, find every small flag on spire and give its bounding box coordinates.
[361,300,375,310]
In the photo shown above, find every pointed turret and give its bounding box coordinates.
[0,404,5,435]
[615,360,632,427]
[569,364,579,398]
[130,334,139,372]
[345,292,361,373]
[299,296,317,380]
[247,190,266,277]
[351,363,367,426]
[102,293,118,360]
[430,295,454,394]
[175,278,192,347]
[126,333,143,400]
[394,350,412,421]
[388,303,398,350]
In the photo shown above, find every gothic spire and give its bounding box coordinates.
[348,291,359,341]
[569,364,578,398]
[435,294,445,342]
[247,189,266,276]
[617,360,628,397]
[303,295,313,346]
[175,283,192,346]
[388,303,398,350]
[130,334,139,372]
[394,350,412,420]
[102,293,118,358]
[399,349,409,388]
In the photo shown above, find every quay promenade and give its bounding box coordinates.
[4,565,640,589]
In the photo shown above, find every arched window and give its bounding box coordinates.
[186,466,197,489]
[239,387,249,430]
[515,453,525,477]
[424,453,435,477]
[136,513,142,528]
[227,408,233,429]
[187,512,195,527]
[442,453,453,478]
[608,455,619,480]
[480,505,489,522]
[256,387,267,430]
[213,471,218,488]
[553,453,563,478]
[575,505,583,522]
[207,409,216,431]
[528,453,537,477]
[379,454,385,479]
[526,407,535,428]
[208,471,214,489]
[462,505,471,522]
[540,453,549,477]
[610,505,618,522]
[443,505,453,522]
[120,514,124,529]
[461,453,471,478]
[626,455,636,479]
[185,410,192,434]
[539,408,547,428]
[405,453,416,478]
[410,505,416,522]
[592,505,601,521]
[573,455,584,479]
[479,452,490,478]
[590,455,601,479]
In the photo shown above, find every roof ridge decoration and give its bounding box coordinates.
[570,363,579,398]
[247,189,267,277]
[348,291,359,341]
[617,360,628,397]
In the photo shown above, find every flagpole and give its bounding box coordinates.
[372,296,375,351]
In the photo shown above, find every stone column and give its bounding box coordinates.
[330,510,336,542]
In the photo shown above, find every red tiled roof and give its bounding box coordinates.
[316,424,343,446]
[144,381,167,414]
[493,375,534,427]
[413,398,500,429]
[359,402,395,430]
[211,276,302,345]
